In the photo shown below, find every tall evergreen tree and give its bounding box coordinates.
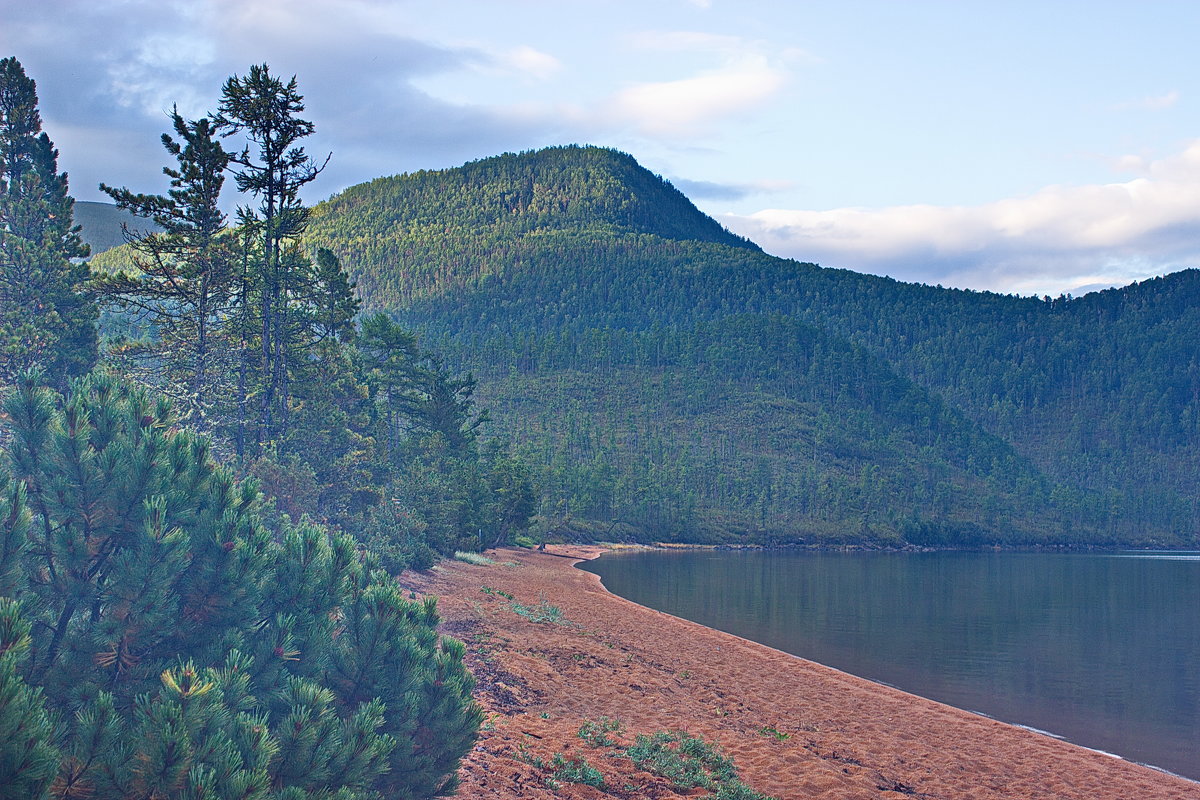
[215,64,329,445]
[0,57,95,388]
[96,110,236,427]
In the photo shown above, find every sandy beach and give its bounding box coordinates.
[405,546,1198,799]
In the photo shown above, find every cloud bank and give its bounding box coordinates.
[720,142,1200,296]
[1,0,570,204]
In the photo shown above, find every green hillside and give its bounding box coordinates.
[300,146,1197,546]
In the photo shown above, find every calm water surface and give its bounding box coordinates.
[581,550,1200,780]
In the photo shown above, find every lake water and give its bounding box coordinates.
[581,549,1200,780]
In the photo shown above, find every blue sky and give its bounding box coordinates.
[5,0,1200,295]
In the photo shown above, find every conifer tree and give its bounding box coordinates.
[0,371,480,798]
[0,600,58,800]
[97,110,236,427]
[215,64,329,444]
[0,57,95,388]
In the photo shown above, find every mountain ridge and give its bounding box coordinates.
[304,145,1199,545]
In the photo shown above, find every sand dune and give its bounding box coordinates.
[405,546,1197,799]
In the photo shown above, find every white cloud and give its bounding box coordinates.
[720,141,1200,295]
[607,32,790,137]
[499,45,562,80]
[105,33,216,117]
[1115,89,1180,111]
[611,57,784,136]
[1143,89,1180,110]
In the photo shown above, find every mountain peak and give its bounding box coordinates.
[314,144,759,250]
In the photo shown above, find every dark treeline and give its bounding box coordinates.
[305,147,1199,546]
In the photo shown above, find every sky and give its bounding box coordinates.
[5,0,1200,296]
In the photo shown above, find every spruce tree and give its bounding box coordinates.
[0,57,96,388]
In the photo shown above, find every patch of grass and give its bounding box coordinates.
[523,723,775,799]
[480,585,514,600]
[578,717,623,747]
[622,730,774,797]
[550,753,605,788]
[625,731,736,790]
[756,725,790,741]
[455,551,496,565]
[506,592,567,624]
[516,744,545,770]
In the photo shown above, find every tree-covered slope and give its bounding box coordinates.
[309,145,757,304]
[304,146,1198,545]
[74,200,160,255]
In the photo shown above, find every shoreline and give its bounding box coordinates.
[406,545,1197,799]
[581,544,1198,781]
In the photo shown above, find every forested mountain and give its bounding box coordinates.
[298,146,1196,546]
[74,200,158,254]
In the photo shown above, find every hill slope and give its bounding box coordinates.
[74,200,160,255]
[304,147,1197,545]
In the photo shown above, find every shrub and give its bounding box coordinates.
[551,753,605,787]
[359,498,439,572]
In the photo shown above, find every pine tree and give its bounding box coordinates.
[96,110,236,428]
[0,600,58,800]
[215,64,329,445]
[0,371,480,798]
[0,57,96,388]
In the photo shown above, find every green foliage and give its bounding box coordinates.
[0,372,481,799]
[550,752,605,787]
[625,731,731,788]
[454,551,495,565]
[756,725,789,741]
[357,500,437,573]
[0,598,58,800]
[578,716,623,747]
[505,593,567,624]
[567,721,776,800]
[0,57,96,388]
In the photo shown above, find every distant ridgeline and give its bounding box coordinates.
[300,145,1198,547]
[75,200,161,255]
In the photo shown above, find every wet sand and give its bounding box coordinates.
[405,546,1198,799]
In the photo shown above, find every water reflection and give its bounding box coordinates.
[582,550,1200,779]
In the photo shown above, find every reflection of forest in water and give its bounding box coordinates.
[584,550,1200,779]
